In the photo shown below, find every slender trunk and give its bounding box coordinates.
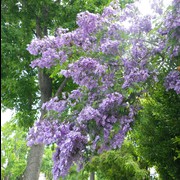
[23,144,45,180]
[24,7,52,179]
[90,172,95,180]
[4,176,10,180]
[23,70,52,180]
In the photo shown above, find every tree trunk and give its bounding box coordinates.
[23,69,52,180]
[90,172,95,180]
[24,21,51,180]
[23,6,52,179]
[23,144,45,180]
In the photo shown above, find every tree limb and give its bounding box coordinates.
[55,78,69,97]
[32,29,37,37]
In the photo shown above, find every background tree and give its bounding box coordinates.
[1,120,28,180]
[83,139,149,180]
[132,83,180,179]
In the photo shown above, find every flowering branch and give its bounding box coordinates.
[26,0,180,179]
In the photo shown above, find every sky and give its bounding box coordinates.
[136,0,172,15]
[1,109,14,126]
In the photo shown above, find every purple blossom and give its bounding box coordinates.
[151,0,163,15]
[27,120,87,179]
[76,11,101,34]
[110,123,130,149]
[61,57,106,89]
[100,39,120,55]
[42,97,67,113]
[27,120,61,146]
[55,27,69,37]
[27,36,57,55]
[122,68,150,88]
[69,89,82,100]
[30,48,61,69]
[131,40,148,59]
[77,106,101,123]
[98,92,123,113]
[171,45,180,58]
[52,129,87,179]
[164,70,180,94]
[26,1,180,179]
[102,6,117,17]
[28,36,70,68]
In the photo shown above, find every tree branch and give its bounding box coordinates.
[55,78,69,97]
[32,29,37,37]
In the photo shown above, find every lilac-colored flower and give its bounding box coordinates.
[102,6,116,17]
[52,129,87,179]
[131,40,148,59]
[164,70,180,94]
[77,106,101,123]
[27,120,61,146]
[26,1,180,179]
[61,57,106,89]
[122,68,150,88]
[42,97,67,113]
[99,92,123,112]
[76,11,101,34]
[69,89,82,100]
[100,39,120,55]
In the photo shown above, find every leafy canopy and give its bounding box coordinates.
[26,0,179,179]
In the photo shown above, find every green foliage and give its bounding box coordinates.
[1,2,39,128]
[59,166,89,180]
[40,146,54,180]
[1,0,111,130]
[119,0,134,8]
[1,121,58,180]
[83,139,149,180]
[132,83,180,180]
[172,136,180,161]
[1,120,29,179]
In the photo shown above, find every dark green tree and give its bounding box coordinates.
[83,139,149,180]
[132,83,180,179]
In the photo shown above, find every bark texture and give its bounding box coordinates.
[23,144,45,180]
[23,8,52,179]
[23,70,52,180]
[90,172,95,180]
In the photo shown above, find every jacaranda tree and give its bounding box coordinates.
[1,0,111,179]
[26,0,179,179]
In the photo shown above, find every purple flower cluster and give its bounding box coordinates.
[27,120,61,146]
[98,92,123,113]
[61,57,106,89]
[76,11,101,34]
[68,89,82,100]
[52,128,87,179]
[131,40,148,59]
[96,104,136,153]
[77,106,101,123]
[27,37,55,56]
[100,40,120,55]
[157,0,180,59]
[164,70,180,94]
[42,97,67,113]
[122,68,150,88]
[27,120,87,179]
